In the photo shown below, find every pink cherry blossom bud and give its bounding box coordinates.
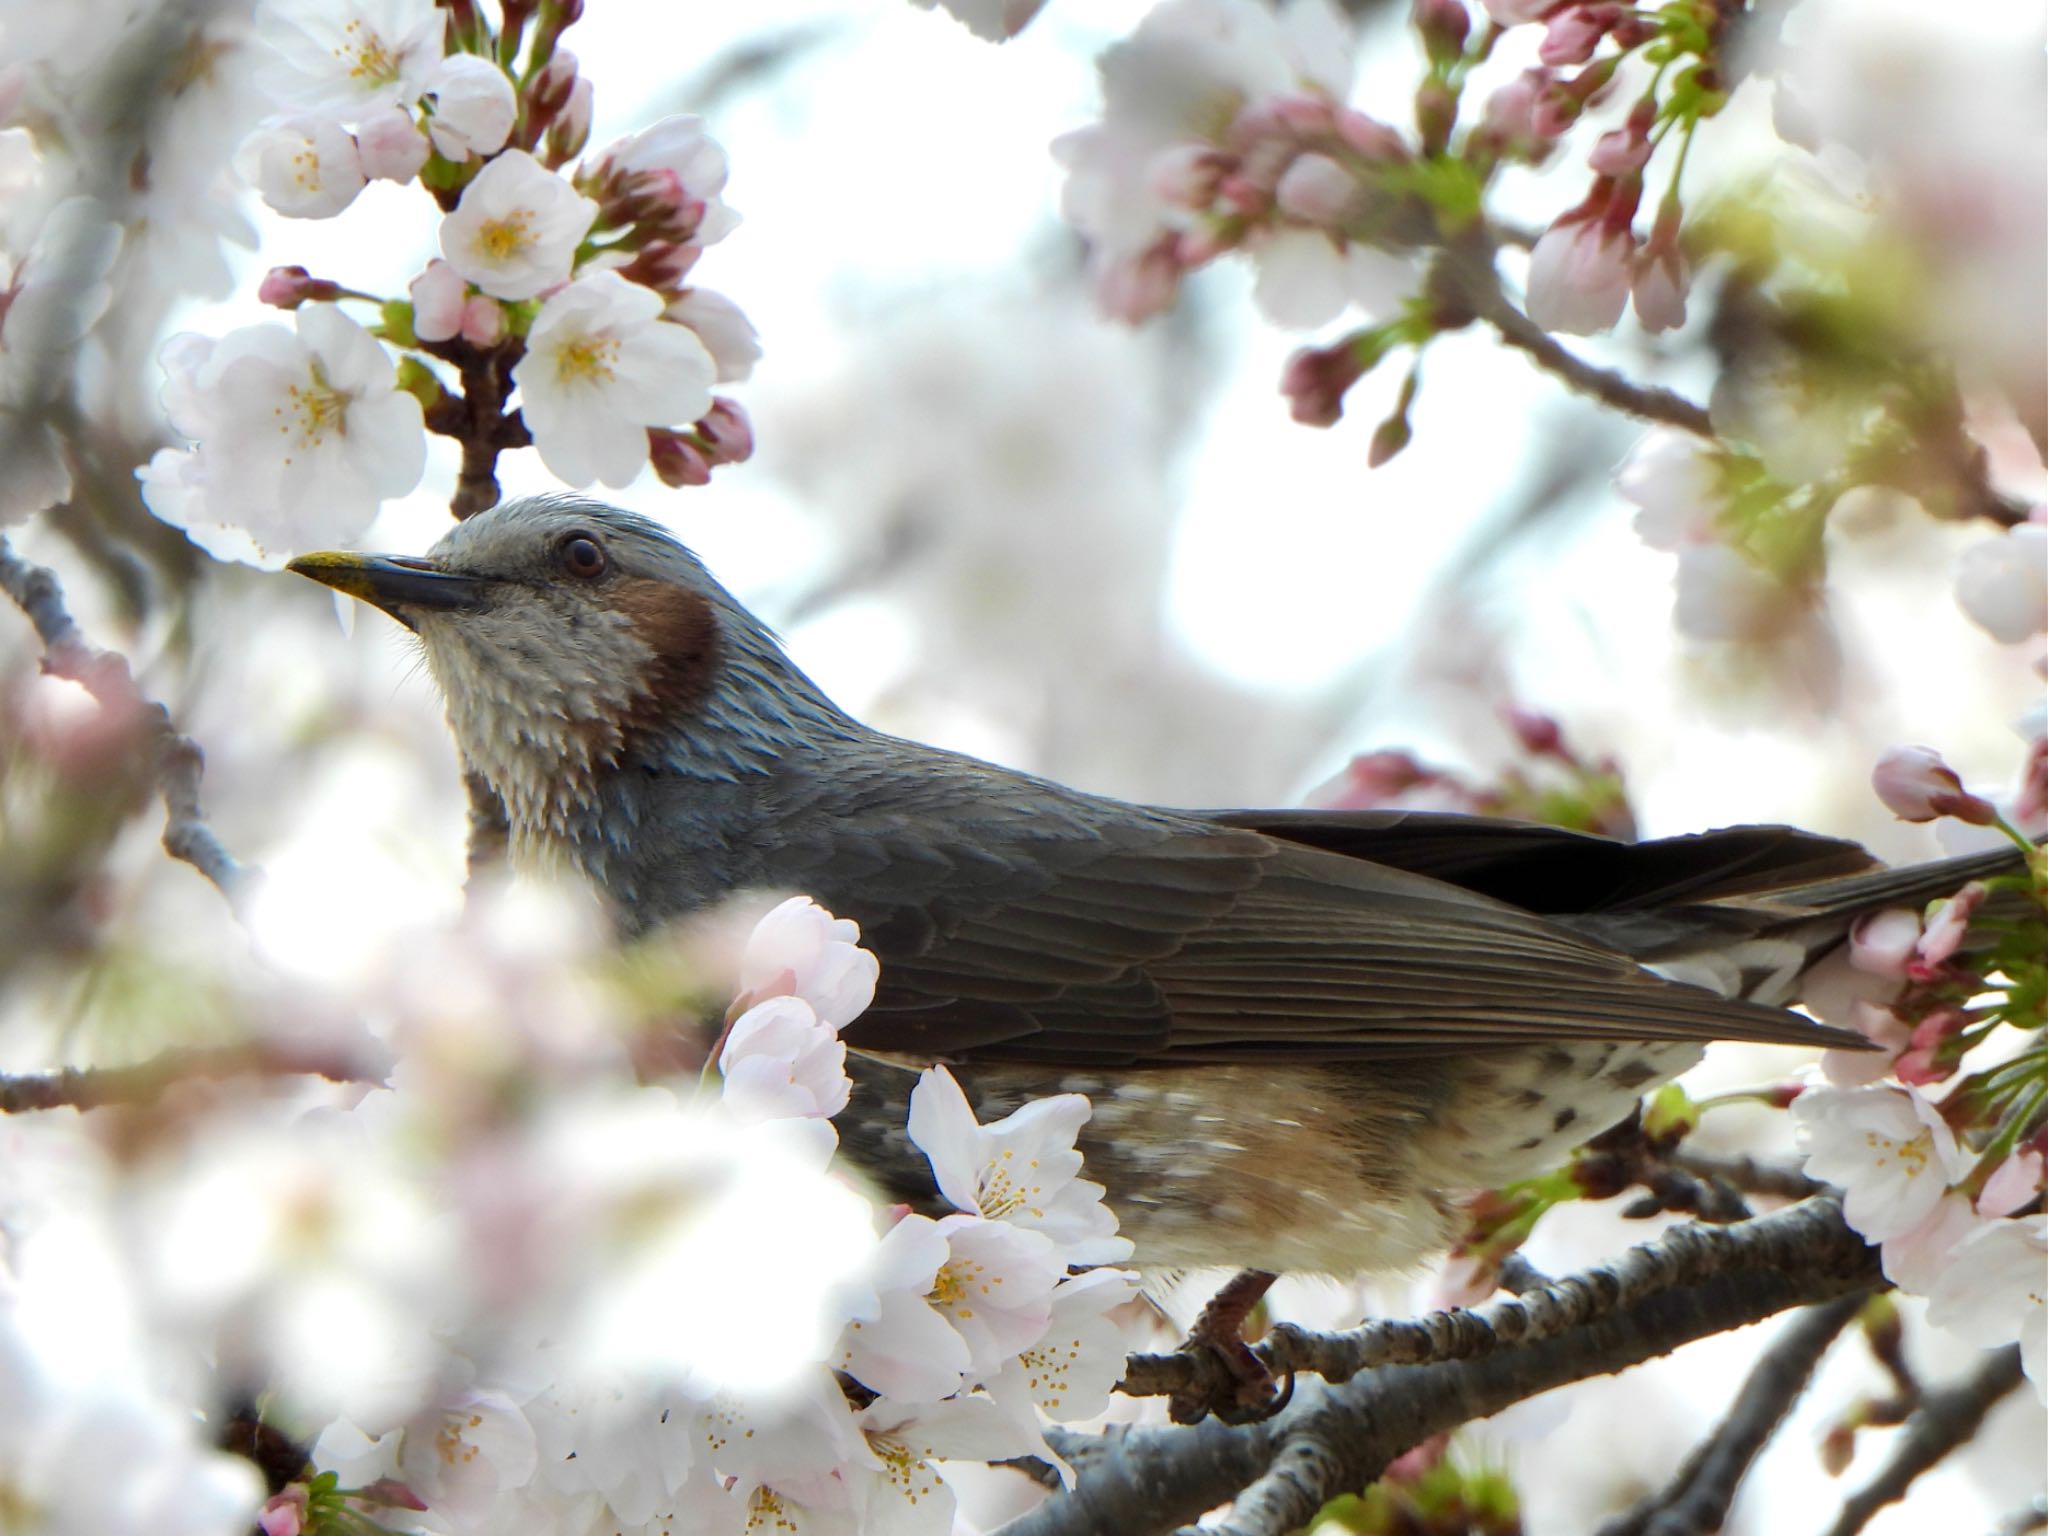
[1149,144,1226,209]
[1335,110,1410,162]
[460,294,505,347]
[648,427,712,487]
[1588,126,1649,176]
[1478,68,1554,153]
[1872,746,1999,825]
[697,397,753,464]
[1954,522,2048,643]
[1175,225,1233,267]
[1977,1149,2045,1217]
[357,1479,428,1512]
[1414,0,1471,61]
[1672,542,1796,642]
[356,109,431,182]
[1368,409,1412,467]
[1316,750,1431,809]
[1849,908,1923,978]
[1539,5,1617,65]
[1916,882,1988,967]
[528,47,580,120]
[1763,1081,1806,1109]
[409,259,468,343]
[425,54,518,162]
[1504,706,1564,756]
[1281,338,1372,428]
[1270,95,1337,138]
[549,76,595,161]
[1218,172,1269,217]
[1096,236,1183,323]
[257,265,343,308]
[1631,199,1689,333]
[257,1489,308,1536]
[1415,79,1457,155]
[1525,214,1634,334]
[1274,153,1357,226]
[618,239,701,294]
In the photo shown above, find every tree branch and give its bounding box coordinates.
[1006,1199,1880,1536]
[1595,1292,1866,1536]
[1439,248,1715,436]
[1667,1147,1827,1203]
[0,536,257,911]
[1820,1346,2027,1536]
[0,1040,382,1114]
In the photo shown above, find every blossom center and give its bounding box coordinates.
[278,364,351,455]
[554,334,621,386]
[929,1254,1000,1320]
[978,1148,1047,1221]
[869,1434,941,1503]
[475,211,536,263]
[336,19,400,88]
[434,1410,485,1468]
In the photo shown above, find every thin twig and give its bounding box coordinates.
[1440,247,1715,436]
[1596,1292,1867,1536]
[0,1041,382,1114]
[1668,1148,1828,1202]
[1118,1195,1871,1409]
[1,536,257,911]
[1821,1347,2027,1536]
[1003,1199,1882,1536]
[1990,1497,2048,1536]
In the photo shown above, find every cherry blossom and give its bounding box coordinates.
[982,1267,1143,1460]
[394,1391,539,1528]
[355,106,430,181]
[719,995,852,1123]
[1672,543,1800,643]
[1878,1189,1982,1294]
[439,148,598,301]
[1954,520,2048,643]
[587,114,740,251]
[424,54,517,162]
[1848,908,1923,978]
[254,0,445,118]
[1916,882,1988,968]
[833,1213,974,1402]
[1872,746,1999,825]
[924,1213,1064,1377]
[1792,1085,1971,1243]
[666,287,762,383]
[1526,215,1633,334]
[511,271,716,487]
[736,895,880,1030]
[1927,1216,2048,1402]
[408,257,469,343]
[852,1395,1040,1534]
[906,1065,1134,1265]
[234,115,368,219]
[1616,429,1725,550]
[1978,1150,2046,1219]
[139,303,425,568]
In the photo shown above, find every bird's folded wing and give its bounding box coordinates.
[775,798,1857,1067]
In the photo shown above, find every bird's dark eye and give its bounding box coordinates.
[559,534,608,579]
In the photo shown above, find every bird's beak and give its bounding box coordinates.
[286,551,488,627]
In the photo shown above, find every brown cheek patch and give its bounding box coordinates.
[612,577,721,730]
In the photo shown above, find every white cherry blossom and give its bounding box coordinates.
[591,114,739,248]
[234,116,368,219]
[395,1391,539,1528]
[911,0,1050,41]
[719,995,852,1122]
[852,1395,1041,1535]
[1955,520,2048,644]
[1927,1216,2048,1402]
[832,1213,973,1402]
[255,0,445,118]
[924,1214,1064,1378]
[737,895,880,1030]
[356,106,431,181]
[1526,217,1633,334]
[907,1065,1134,1265]
[1792,1085,1971,1243]
[139,303,425,568]
[1617,429,1725,550]
[424,53,517,162]
[439,148,598,301]
[1672,543,1800,643]
[983,1267,1143,1473]
[512,270,714,487]
[666,287,761,383]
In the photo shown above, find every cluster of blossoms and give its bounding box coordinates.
[1795,746,2048,1400]
[2,890,1142,1536]
[138,0,760,566]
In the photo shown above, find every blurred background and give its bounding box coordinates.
[2,1,2043,1531]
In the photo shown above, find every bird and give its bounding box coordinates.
[287,495,2016,1306]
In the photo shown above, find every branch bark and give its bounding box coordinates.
[1009,1199,1881,1536]
[0,536,256,911]
[0,1041,382,1114]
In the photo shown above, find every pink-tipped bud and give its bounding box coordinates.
[257,265,343,309]
[1630,197,1689,333]
[696,398,753,464]
[528,46,579,119]
[1539,4,1618,65]
[1282,339,1370,428]
[1414,0,1471,61]
[1368,409,1413,468]
[408,259,468,343]
[1096,236,1184,323]
[1274,153,1357,226]
[1503,706,1563,756]
[1335,109,1410,162]
[1915,882,1988,968]
[356,108,431,182]
[1871,746,1999,825]
[649,427,712,487]
[545,76,595,164]
[459,294,505,347]
[1149,144,1227,209]
[1588,126,1649,176]
[619,239,701,293]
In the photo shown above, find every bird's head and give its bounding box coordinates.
[288,495,853,841]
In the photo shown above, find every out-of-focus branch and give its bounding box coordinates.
[1438,247,1715,436]
[1820,1347,2027,1536]
[0,536,257,911]
[1990,1497,2048,1536]
[1595,1292,1867,1536]
[1118,1195,1870,1409]
[0,1040,382,1114]
[1668,1147,1828,1203]
[1004,1200,1880,1536]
